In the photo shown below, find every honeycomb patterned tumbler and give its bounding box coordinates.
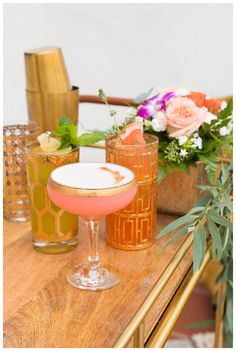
[26,145,79,253]
[105,134,158,250]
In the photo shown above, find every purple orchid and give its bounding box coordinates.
[162,91,175,104]
[137,92,175,118]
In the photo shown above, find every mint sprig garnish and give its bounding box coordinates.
[53,116,107,149]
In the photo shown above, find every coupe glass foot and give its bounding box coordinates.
[66,263,120,291]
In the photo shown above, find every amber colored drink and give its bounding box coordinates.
[105,134,158,250]
[26,144,79,253]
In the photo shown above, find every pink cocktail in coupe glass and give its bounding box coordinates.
[47,162,137,290]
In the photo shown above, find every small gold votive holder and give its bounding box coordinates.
[3,121,40,222]
[24,46,71,93]
[105,134,158,250]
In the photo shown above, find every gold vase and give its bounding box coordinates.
[24,47,79,132]
[26,86,79,132]
[105,134,158,250]
[24,46,71,93]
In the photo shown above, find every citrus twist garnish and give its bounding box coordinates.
[37,132,61,152]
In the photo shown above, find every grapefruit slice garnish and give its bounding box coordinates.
[120,122,145,145]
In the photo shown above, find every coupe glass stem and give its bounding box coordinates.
[85,219,100,268]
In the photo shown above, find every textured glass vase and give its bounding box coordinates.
[3,121,40,222]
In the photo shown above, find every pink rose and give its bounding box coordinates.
[166,97,214,137]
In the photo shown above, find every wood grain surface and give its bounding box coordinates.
[4,214,193,348]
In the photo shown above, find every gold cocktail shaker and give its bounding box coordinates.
[24,47,79,132]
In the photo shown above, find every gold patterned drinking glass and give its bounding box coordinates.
[105,134,158,250]
[3,121,40,222]
[26,144,79,253]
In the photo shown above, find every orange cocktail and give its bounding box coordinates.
[106,134,158,250]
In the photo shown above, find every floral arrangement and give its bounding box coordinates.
[102,88,233,184]
[135,89,233,182]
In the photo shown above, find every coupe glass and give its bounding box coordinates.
[47,162,137,290]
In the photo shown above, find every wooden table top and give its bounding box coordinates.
[4,214,193,348]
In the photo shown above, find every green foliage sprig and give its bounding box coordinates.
[53,116,107,149]
[158,161,233,346]
[98,89,121,138]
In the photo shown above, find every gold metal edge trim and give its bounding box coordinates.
[146,247,211,348]
[113,234,194,348]
[133,322,145,348]
[48,177,137,197]
[214,280,226,347]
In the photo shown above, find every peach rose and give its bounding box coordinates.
[166,97,215,137]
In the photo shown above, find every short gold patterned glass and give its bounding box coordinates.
[105,134,158,250]
[26,144,79,254]
[3,121,40,222]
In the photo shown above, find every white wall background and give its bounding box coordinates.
[3,3,233,161]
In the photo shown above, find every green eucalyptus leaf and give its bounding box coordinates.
[197,185,218,197]
[193,229,203,272]
[199,223,207,259]
[158,215,198,238]
[193,223,207,272]
[160,226,189,252]
[133,87,154,103]
[188,207,205,215]
[222,227,231,255]
[207,217,223,258]
[208,209,233,231]
[225,295,233,333]
[225,198,233,211]
[194,196,212,207]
